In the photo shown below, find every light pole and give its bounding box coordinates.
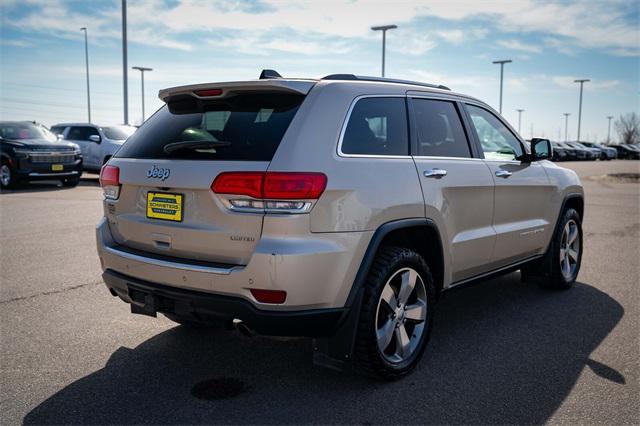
[122,0,129,125]
[132,66,152,122]
[606,115,613,144]
[563,113,570,142]
[80,27,91,122]
[574,79,590,142]
[516,109,524,134]
[371,25,397,77]
[492,59,512,114]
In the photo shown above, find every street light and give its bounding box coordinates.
[80,27,91,122]
[516,109,524,134]
[122,0,129,125]
[371,24,397,77]
[492,59,512,114]
[606,115,613,144]
[574,79,590,142]
[132,66,152,122]
[563,113,570,142]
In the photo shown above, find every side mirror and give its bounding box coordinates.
[530,138,552,161]
[89,134,101,143]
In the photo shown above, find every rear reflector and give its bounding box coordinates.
[100,165,120,200]
[194,88,223,97]
[250,289,287,304]
[211,172,327,200]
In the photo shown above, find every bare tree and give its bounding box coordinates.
[615,112,640,145]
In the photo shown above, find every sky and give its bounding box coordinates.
[1,0,638,142]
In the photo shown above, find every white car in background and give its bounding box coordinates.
[50,123,136,171]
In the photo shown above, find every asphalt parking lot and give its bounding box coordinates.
[1,161,638,425]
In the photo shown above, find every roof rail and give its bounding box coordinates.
[321,74,450,91]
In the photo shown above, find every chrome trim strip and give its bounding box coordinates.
[103,245,239,275]
[28,171,79,177]
[447,254,543,289]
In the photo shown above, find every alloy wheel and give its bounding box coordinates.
[375,267,428,364]
[1,164,11,187]
[559,219,580,280]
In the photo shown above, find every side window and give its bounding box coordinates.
[86,127,99,138]
[341,97,408,156]
[67,126,86,140]
[50,126,66,137]
[412,99,471,158]
[466,104,523,161]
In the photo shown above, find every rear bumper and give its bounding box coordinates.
[103,268,345,336]
[96,217,371,311]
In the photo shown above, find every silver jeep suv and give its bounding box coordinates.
[97,71,584,379]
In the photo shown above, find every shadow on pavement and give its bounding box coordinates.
[24,274,624,425]
[0,175,99,194]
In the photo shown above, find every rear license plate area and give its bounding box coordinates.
[146,191,184,222]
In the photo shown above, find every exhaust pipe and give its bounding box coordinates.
[234,320,255,337]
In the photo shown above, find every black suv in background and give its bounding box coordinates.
[0,121,83,189]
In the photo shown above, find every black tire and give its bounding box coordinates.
[523,208,582,289]
[1,160,19,189]
[62,176,80,187]
[353,246,435,380]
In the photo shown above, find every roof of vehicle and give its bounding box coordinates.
[158,71,482,105]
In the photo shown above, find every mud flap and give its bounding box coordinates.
[311,288,363,373]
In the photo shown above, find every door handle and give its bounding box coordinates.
[495,170,513,178]
[424,168,447,178]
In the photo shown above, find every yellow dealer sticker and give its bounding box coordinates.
[51,164,63,171]
[146,192,183,222]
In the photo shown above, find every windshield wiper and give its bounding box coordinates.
[163,140,231,154]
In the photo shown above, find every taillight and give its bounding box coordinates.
[100,165,120,200]
[263,172,327,199]
[211,172,263,199]
[211,171,327,213]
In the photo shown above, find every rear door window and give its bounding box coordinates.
[411,98,471,158]
[341,97,408,156]
[115,93,304,161]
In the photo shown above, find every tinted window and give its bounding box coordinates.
[102,126,136,140]
[0,122,56,141]
[467,105,523,161]
[412,99,470,158]
[50,126,66,137]
[67,126,97,140]
[341,97,408,156]
[116,93,304,161]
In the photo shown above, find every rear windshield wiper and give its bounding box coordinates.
[163,140,232,154]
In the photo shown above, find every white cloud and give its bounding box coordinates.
[497,39,542,54]
[551,76,621,90]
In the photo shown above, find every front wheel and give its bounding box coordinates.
[1,162,18,189]
[524,208,583,289]
[354,246,435,380]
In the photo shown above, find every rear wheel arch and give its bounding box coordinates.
[346,219,445,308]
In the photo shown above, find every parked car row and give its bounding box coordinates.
[537,139,640,161]
[0,120,137,189]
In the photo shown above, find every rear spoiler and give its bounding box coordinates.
[158,79,316,103]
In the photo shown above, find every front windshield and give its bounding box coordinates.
[102,125,136,140]
[0,123,57,142]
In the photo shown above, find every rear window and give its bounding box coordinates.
[115,93,304,161]
[102,125,136,140]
